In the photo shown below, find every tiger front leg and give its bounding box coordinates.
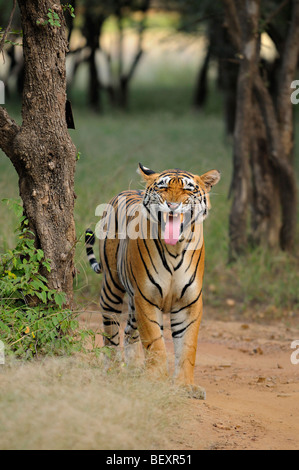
[171,297,206,399]
[134,296,168,378]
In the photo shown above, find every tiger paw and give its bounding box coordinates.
[185,384,206,400]
[102,348,123,372]
[124,341,144,369]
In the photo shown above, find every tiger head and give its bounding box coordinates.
[138,163,220,246]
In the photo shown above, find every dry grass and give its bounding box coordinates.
[0,354,188,450]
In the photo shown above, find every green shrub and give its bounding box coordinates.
[0,200,88,359]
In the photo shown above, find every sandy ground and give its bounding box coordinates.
[81,309,299,450]
[167,318,299,450]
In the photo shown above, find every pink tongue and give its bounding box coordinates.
[164,215,181,245]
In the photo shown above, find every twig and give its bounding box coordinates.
[0,0,17,58]
[222,0,242,52]
[263,0,290,28]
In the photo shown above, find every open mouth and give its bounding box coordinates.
[162,212,185,246]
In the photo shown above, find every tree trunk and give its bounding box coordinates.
[249,100,281,248]
[224,0,298,258]
[226,0,261,260]
[0,0,77,307]
[253,72,298,251]
[193,44,211,110]
[274,0,299,249]
[118,76,129,110]
[84,12,104,112]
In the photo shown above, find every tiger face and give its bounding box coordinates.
[138,163,221,246]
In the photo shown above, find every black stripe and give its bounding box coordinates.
[184,229,202,273]
[174,247,188,271]
[85,230,101,273]
[103,320,120,327]
[137,241,163,297]
[171,326,188,338]
[165,245,179,259]
[85,229,95,245]
[127,319,138,330]
[172,313,200,339]
[120,261,131,294]
[171,320,184,328]
[180,247,203,298]
[154,238,172,274]
[176,232,193,268]
[106,336,119,346]
[171,289,202,314]
[142,238,158,274]
[100,297,123,314]
[140,221,159,275]
[102,285,123,305]
[105,278,124,304]
[129,264,161,310]
[119,254,134,297]
[101,305,123,314]
[103,238,126,293]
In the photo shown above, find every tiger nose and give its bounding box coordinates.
[167,202,179,210]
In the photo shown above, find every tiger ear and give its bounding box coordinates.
[198,169,221,192]
[137,163,158,182]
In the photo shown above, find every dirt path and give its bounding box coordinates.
[80,310,299,450]
[167,319,299,450]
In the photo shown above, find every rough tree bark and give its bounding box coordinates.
[223,0,298,259]
[224,0,261,258]
[0,0,77,307]
[249,98,281,249]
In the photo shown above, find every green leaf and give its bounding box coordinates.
[42,260,51,272]
[36,249,44,261]
[31,279,47,291]
[36,291,47,303]
[54,292,66,309]
[0,320,11,334]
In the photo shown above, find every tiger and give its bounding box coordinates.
[85,163,220,399]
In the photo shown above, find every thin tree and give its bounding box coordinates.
[67,0,150,111]
[0,0,77,306]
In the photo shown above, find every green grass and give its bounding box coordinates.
[0,75,298,320]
